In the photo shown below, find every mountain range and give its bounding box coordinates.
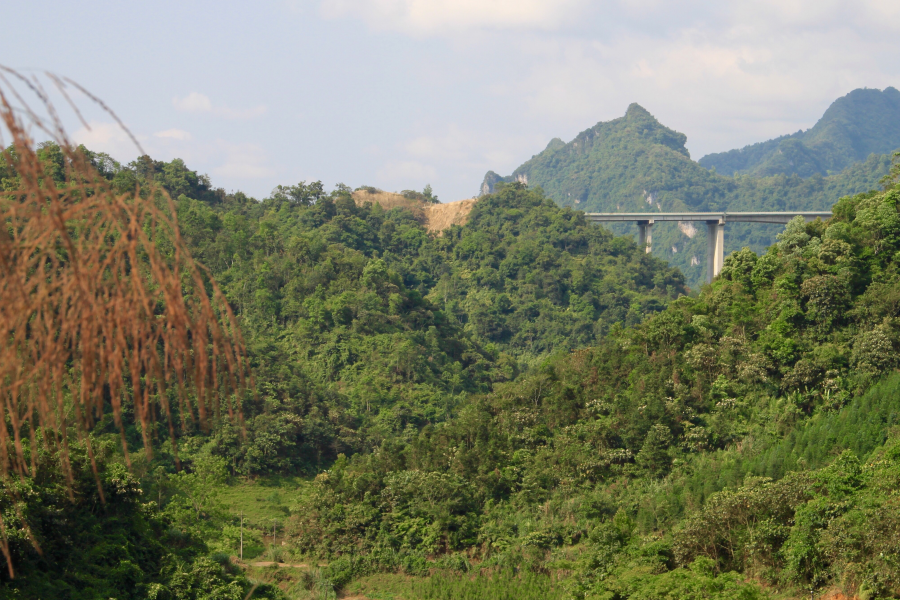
[481,87,900,288]
[700,86,900,176]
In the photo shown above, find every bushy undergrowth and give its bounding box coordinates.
[0,440,283,600]
[356,570,570,600]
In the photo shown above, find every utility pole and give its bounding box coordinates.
[240,511,243,561]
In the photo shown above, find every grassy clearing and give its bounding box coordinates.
[216,475,307,524]
[212,476,309,560]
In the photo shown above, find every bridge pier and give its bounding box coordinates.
[584,211,832,285]
[706,219,724,284]
[637,219,654,253]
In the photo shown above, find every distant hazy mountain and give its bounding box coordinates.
[699,87,900,177]
[480,95,896,288]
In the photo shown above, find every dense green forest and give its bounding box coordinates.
[155,155,684,470]
[295,161,900,599]
[2,142,900,599]
[481,89,900,288]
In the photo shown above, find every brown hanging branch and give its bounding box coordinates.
[0,67,249,576]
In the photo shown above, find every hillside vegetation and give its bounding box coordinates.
[481,92,899,288]
[3,139,900,599]
[2,145,683,473]
[294,160,900,599]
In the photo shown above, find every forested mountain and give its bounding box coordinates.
[700,87,900,176]
[163,162,684,473]
[296,162,900,600]
[4,138,900,600]
[481,93,898,288]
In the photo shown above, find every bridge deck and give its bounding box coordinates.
[585,211,832,224]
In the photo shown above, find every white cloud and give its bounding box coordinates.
[470,0,900,159]
[212,142,276,179]
[72,121,144,160]
[403,125,543,170]
[73,121,275,187]
[727,0,900,33]
[154,128,193,141]
[315,0,896,162]
[376,160,437,182]
[173,92,212,112]
[173,93,267,119]
[865,0,900,26]
[319,0,587,34]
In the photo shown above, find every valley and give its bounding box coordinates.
[1,86,900,600]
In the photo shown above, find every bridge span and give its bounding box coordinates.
[585,211,832,283]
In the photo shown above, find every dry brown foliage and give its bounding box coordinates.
[0,69,248,573]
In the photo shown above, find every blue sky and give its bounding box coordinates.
[3,0,899,201]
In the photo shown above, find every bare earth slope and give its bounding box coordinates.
[352,190,476,232]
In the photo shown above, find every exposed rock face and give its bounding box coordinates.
[678,222,697,238]
[479,171,505,196]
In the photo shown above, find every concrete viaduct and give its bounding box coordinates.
[585,212,832,284]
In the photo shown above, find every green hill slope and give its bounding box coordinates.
[480,100,894,288]
[700,86,900,176]
[300,169,900,600]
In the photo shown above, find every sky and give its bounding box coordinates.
[2,0,899,201]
